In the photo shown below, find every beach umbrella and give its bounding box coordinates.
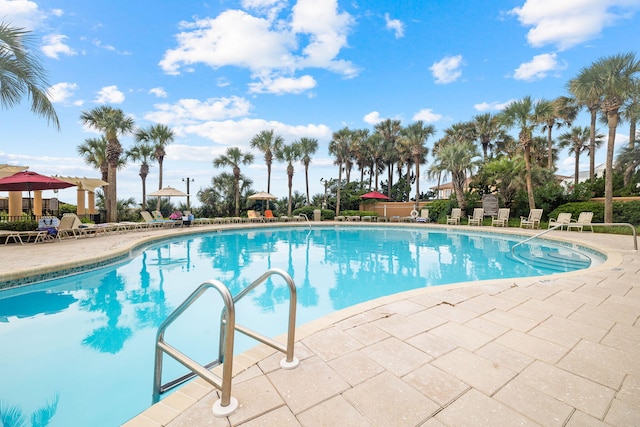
[248,191,277,211]
[360,190,390,216]
[148,186,188,208]
[0,171,76,214]
[360,190,390,200]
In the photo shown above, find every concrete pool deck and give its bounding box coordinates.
[1,223,639,426]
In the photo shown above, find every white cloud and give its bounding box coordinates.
[430,55,463,84]
[149,87,167,98]
[41,34,76,59]
[384,13,404,38]
[93,39,131,55]
[144,96,253,126]
[474,99,516,111]
[0,0,45,29]
[94,85,125,104]
[48,82,78,103]
[248,75,316,94]
[412,108,442,122]
[510,0,640,50]
[160,1,356,94]
[513,53,566,81]
[363,111,382,125]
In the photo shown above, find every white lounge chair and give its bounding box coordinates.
[467,208,484,226]
[548,212,572,230]
[491,208,510,227]
[567,211,594,232]
[520,209,543,229]
[446,208,462,225]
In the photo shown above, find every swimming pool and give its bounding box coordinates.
[0,226,603,426]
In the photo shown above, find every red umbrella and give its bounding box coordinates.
[360,190,390,200]
[0,171,75,214]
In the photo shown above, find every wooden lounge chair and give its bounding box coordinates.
[446,208,462,225]
[567,211,594,232]
[416,209,430,223]
[491,208,510,227]
[247,210,264,222]
[520,209,543,229]
[548,212,572,230]
[467,208,484,226]
[264,209,278,222]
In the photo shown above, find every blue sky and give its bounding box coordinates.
[2,0,639,207]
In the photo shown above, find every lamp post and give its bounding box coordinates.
[320,177,329,209]
[182,177,194,209]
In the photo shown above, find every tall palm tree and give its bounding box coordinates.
[374,119,402,197]
[539,96,578,170]
[499,96,552,210]
[250,129,284,197]
[401,121,435,207]
[615,138,640,186]
[589,52,640,222]
[328,127,352,214]
[431,138,481,212]
[275,143,302,215]
[568,66,604,182]
[77,137,109,183]
[558,126,602,187]
[126,142,155,209]
[296,137,318,205]
[135,124,175,210]
[366,133,385,191]
[473,113,502,161]
[80,106,135,222]
[213,147,254,216]
[0,22,59,129]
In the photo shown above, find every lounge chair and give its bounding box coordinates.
[468,208,484,226]
[264,209,278,222]
[446,208,462,225]
[1,229,50,244]
[416,209,430,223]
[141,211,180,228]
[548,212,572,230]
[520,209,543,229]
[247,210,264,222]
[491,208,510,227]
[567,211,594,232]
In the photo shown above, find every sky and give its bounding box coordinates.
[1,0,640,207]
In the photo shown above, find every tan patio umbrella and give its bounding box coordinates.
[149,187,188,210]
[248,191,277,210]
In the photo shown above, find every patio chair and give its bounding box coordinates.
[467,208,484,226]
[446,208,462,225]
[264,209,278,222]
[416,209,430,223]
[141,211,178,228]
[247,210,265,222]
[520,209,543,229]
[548,212,572,230]
[491,208,510,227]
[567,211,594,232]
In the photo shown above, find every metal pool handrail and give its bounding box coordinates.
[512,222,638,255]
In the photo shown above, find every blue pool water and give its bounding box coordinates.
[0,226,603,426]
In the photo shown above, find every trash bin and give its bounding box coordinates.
[313,209,321,221]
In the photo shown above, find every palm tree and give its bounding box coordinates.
[615,138,640,186]
[589,52,640,222]
[0,22,59,129]
[568,66,604,182]
[77,137,109,183]
[401,121,435,207]
[135,124,175,210]
[539,96,578,169]
[499,96,552,210]
[374,119,402,197]
[126,142,155,209]
[558,126,602,187]
[80,106,135,222]
[213,147,254,216]
[328,127,352,214]
[276,143,302,215]
[296,137,318,205]
[431,138,481,212]
[250,130,284,198]
[473,113,503,161]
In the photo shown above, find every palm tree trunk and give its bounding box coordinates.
[574,150,580,187]
[157,157,164,212]
[288,169,293,216]
[604,111,618,223]
[524,145,536,210]
[304,164,310,205]
[336,162,343,215]
[589,108,597,182]
[140,166,148,210]
[547,126,553,170]
[415,160,420,208]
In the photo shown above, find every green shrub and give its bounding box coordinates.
[548,200,640,226]
[426,199,457,223]
[0,220,37,231]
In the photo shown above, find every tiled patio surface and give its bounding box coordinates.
[1,223,639,426]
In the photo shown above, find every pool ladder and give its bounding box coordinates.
[152,267,299,417]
